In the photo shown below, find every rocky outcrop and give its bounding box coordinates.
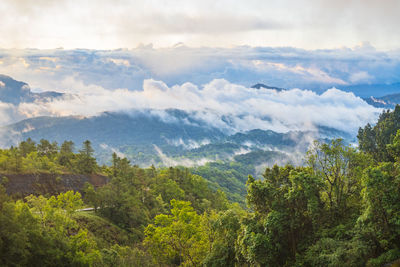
[2,173,108,196]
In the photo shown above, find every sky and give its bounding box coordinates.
[0,0,398,140]
[1,46,400,95]
[0,0,400,50]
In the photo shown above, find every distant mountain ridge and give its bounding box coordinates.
[0,109,350,167]
[363,93,400,108]
[0,74,64,104]
[251,83,285,91]
[3,110,225,147]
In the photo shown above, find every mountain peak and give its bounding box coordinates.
[251,83,284,91]
[0,74,32,104]
[0,74,64,104]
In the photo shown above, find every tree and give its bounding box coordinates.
[144,200,209,266]
[238,166,323,266]
[202,208,244,267]
[76,140,97,174]
[0,190,101,266]
[306,139,370,221]
[83,182,99,212]
[37,139,58,158]
[9,146,22,173]
[58,141,75,167]
[359,162,400,261]
[358,105,400,162]
[96,178,151,231]
[19,138,36,157]
[110,152,131,178]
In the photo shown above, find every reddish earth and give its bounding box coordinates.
[2,173,109,197]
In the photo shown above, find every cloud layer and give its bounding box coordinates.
[0,47,388,139]
[1,46,400,97]
[0,77,379,136]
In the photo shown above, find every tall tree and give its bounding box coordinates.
[58,140,75,167]
[306,139,370,221]
[37,139,58,158]
[76,140,97,174]
[18,138,36,157]
[9,146,22,173]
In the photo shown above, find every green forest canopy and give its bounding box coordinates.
[1,107,400,266]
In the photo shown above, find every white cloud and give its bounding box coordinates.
[1,47,399,97]
[0,48,391,138]
[164,138,211,150]
[250,60,348,85]
[99,143,126,158]
[153,145,213,167]
[350,71,373,83]
[107,58,130,67]
[0,76,379,136]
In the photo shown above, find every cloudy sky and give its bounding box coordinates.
[1,0,399,50]
[1,46,400,95]
[0,0,398,140]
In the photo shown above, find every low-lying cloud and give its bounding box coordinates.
[163,138,211,150]
[153,145,213,167]
[0,76,380,137]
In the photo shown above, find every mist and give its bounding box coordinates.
[0,76,380,138]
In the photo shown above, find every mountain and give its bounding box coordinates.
[251,83,285,91]
[1,111,228,165]
[0,74,64,104]
[0,75,353,167]
[363,93,400,108]
[3,110,224,146]
[0,110,348,167]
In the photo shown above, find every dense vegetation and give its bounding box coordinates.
[0,107,400,266]
[0,138,98,175]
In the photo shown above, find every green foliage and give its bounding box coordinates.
[307,139,371,222]
[73,212,133,247]
[1,108,400,267]
[358,105,400,162]
[83,182,99,212]
[191,160,253,205]
[58,140,75,167]
[75,140,97,174]
[0,189,102,266]
[239,165,323,266]
[303,237,371,267]
[202,207,245,267]
[0,139,100,175]
[37,139,59,158]
[144,200,209,266]
[0,140,233,266]
[359,162,400,255]
[19,138,37,157]
[93,159,228,238]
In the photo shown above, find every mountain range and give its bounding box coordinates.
[1,110,320,166]
[0,75,396,168]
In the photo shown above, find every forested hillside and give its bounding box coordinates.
[1,107,400,266]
